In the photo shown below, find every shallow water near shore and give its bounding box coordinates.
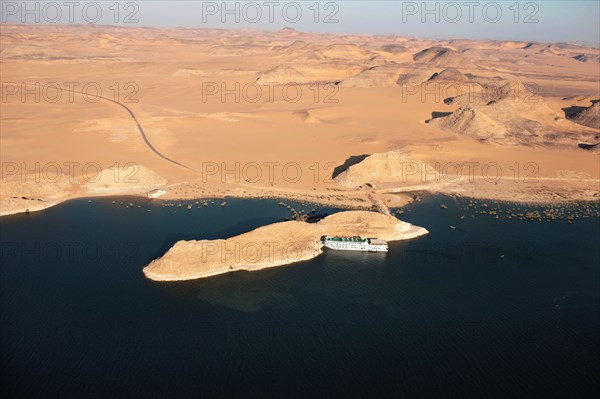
[1,196,599,397]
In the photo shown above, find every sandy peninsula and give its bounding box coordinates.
[143,211,428,281]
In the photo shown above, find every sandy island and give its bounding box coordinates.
[143,211,428,281]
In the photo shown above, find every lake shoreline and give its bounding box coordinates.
[2,179,599,218]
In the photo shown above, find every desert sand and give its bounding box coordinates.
[2,24,599,282]
[1,24,599,219]
[143,210,428,281]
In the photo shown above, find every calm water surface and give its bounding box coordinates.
[1,196,599,398]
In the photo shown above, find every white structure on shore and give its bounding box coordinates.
[147,189,167,199]
[321,236,388,252]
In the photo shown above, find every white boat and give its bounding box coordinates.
[321,235,388,252]
[147,188,167,199]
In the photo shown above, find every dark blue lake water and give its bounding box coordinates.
[1,196,599,398]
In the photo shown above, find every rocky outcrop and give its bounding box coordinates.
[255,65,306,84]
[339,64,403,88]
[573,53,600,63]
[334,151,440,188]
[427,67,467,82]
[568,102,600,129]
[256,63,364,84]
[429,81,563,141]
[428,103,506,138]
[413,46,462,65]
